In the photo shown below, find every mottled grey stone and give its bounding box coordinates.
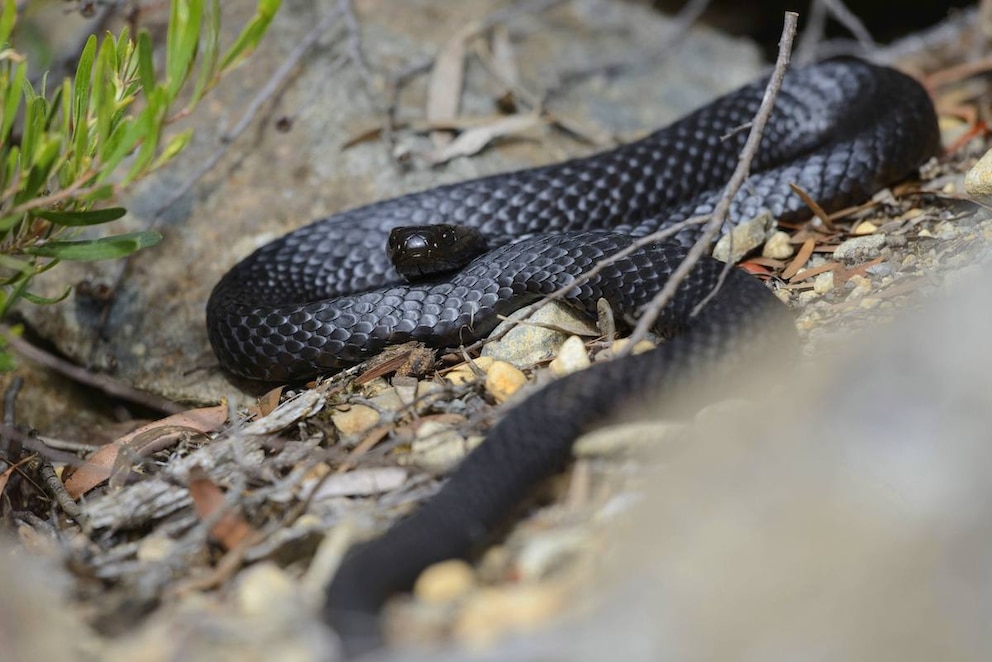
[20,0,762,404]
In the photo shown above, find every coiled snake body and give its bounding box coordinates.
[205,59,939,653]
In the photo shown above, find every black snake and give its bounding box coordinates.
[205,58,939,654]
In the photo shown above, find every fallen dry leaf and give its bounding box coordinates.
[789,183,835,231]
[188,465,254,551]
[426,113,543,165]
[428,22,477,148]
[64,403,228,499]
[782,238,816,281]
[791,262,838,284]
[251,386,284,419]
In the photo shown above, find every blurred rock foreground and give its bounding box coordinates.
[17,0,762,405]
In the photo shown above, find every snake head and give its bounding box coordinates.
[387,224,489,281]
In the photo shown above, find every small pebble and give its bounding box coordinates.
[606,337,656,358]
[444,356,494,386]
[414,559,476,605]
[761,230,793,259]
[330,403,379,436]
[573,421,686,457]
[713,211,772,262]
[235,562,299,616]
[935,222,959,240]
[407,421,482,473]
[514,529,588,581]
[853,220,878,235]
[812,271,834,295]
[865,262,892,277]
[549,335,590,376]
[485,361,528,403]
[964,147,992,197]
[482,302,597,368]
[846,274,872,299]
[833,234,886,262]
[454,585,563,648]
[136,535,176,563]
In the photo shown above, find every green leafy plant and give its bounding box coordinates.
[0,0,281,369]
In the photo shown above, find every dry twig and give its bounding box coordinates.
[5,331,183,415]
[624,11,799,349]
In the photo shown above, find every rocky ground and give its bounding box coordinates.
[3,1,992,661]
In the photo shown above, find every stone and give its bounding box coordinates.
[833,234,886,262]
[406,421,483,473]
[482,302,597,368]
[444,357,494,386]
[965,147,992,197]
[234,562,299,617]
[330,404,379,437]
[414,559,476,605]
[549,335,591,376]
[761,230,794,259]
[454,584,564,648]
[485,361,528,403]
[846,274,873,299]
[713,211,774,263]
[573,421,687,457]
[812,271,835,295]
[853,220,879,235]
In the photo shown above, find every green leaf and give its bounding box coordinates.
[0,58,25,141]
[166,0,203,98]
[136,30,155,93]
[189,0,220,106]
[72,35,97,130]
[0,0,16,46]
[150,128,193,172]
[82,184,115,202]
[123,87,167,184]
[98,105,151,178]
[93,35,116,149]
[25,230,162,261]
[18,95,46,172]
[115,25,131,67]
[0,251,33,273]
[34,207,126,227]
[219,0,281,73]
[22,285,71,305]
[19,133,61,204]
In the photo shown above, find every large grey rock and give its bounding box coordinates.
[20,0,762,403]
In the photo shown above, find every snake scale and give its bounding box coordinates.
[205,58,940,654]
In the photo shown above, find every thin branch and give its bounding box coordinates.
[1,376,23,461]
[795,0,877,63]
[5,330,184,415]
[622,11,799,351]
[463,216,710,353]
[820,0,878,53]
